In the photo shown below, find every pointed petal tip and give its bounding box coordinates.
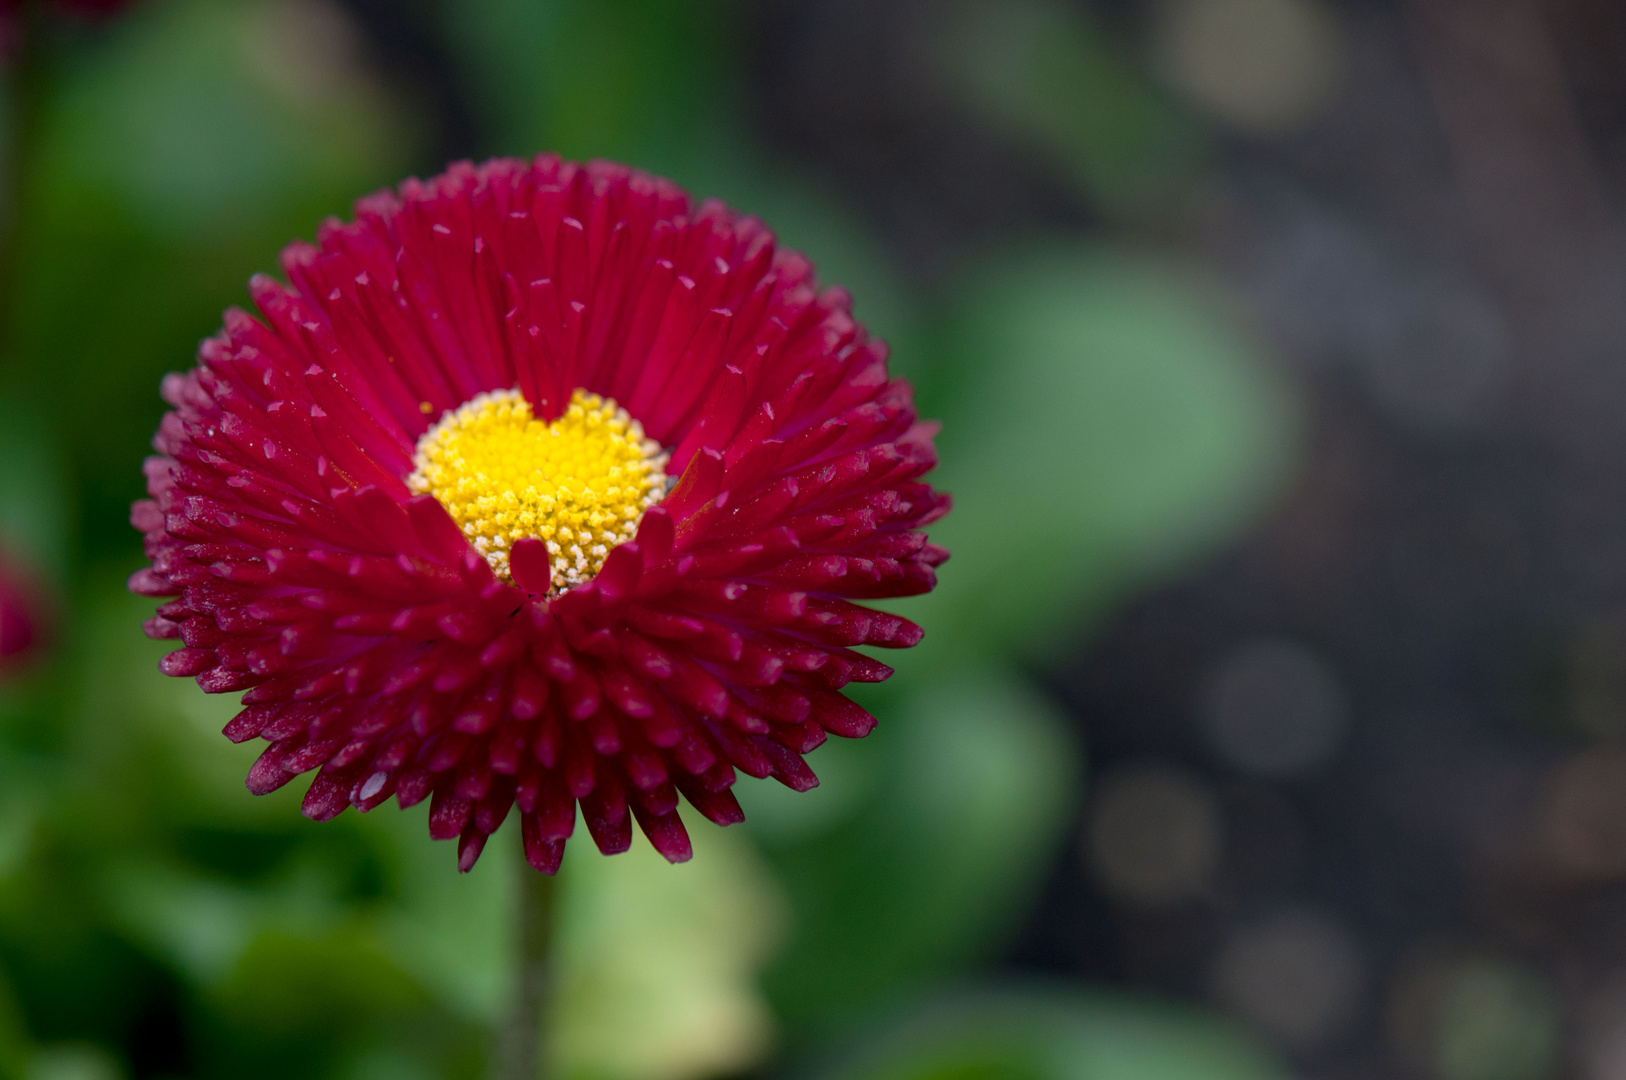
[509,536,553,594]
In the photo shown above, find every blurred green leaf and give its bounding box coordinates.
[0,966,33,1080]
[41,0,410,239]
[935,0,1206,220]
[755,668,1080,1041]
[11,0,419,562]
[814,986,1288,1080]
[24,1045,123,1080]
[443,0,728,173]
[912,245,1297,662]
[213,927,424,1038]
[101,863,257,988]
[368,811,513,1026]
[343,1043,442,1080]
[0,398,69,583]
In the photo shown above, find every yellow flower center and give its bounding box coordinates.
[408,388,668,593]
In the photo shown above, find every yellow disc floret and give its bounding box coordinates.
[408,387,668,593]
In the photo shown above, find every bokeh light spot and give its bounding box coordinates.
[1152,0,1344,134]
[1084,762,1222,907]
[1209,908,1364,1050]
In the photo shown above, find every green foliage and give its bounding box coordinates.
[813,988,1288,1080]
[0,397,69,581]
[746,671,1080,1039]
[443,0,730,175]
[913,247,1298,660]
[8,0,421,561]
[935,0,1207,221]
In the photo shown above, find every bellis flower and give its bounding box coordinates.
[131,156,949,873]
[0,551,43,670]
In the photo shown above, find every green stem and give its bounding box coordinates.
[492,846,556,1080]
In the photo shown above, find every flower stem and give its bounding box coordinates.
[492,847,556,1080]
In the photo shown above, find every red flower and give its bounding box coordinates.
[0,550,44,669]
[131,156,948,873]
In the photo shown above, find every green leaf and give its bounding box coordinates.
[912,245,1298,662]
[0,397,70,583]
[13,0,419,559]
[756,668,1080,1040]
[37,0,413,239]
[815,986,1288,1080]
[934,0,1206,221]
[442,0,727,172]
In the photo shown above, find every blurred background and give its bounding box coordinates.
[0,0,1620,1077]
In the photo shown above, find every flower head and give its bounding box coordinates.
[132,156,949,873]
[0,548,44,670]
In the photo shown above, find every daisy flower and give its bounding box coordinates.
[0,548,43,669]
[132,156,948,873]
